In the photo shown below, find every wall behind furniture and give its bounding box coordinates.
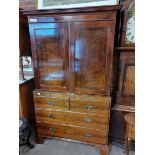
[19,0,36,10]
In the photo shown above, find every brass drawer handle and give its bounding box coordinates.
[49,127,56,134]
[48,101,55,106]
[85,133,92,138]
[84,118,93,124]
[49,114,56,119]
[85,105,93,110]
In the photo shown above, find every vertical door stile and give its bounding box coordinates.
[69,22,75,94]
[64,22,70,93]
[29,23,40,89]
[104,24,116,96]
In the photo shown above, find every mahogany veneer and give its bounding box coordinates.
[23,5,121,155]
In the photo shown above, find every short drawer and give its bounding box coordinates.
[35,109,109,130]
[70,94,111,114]
[33,90,69,110]
[37,122,108,144]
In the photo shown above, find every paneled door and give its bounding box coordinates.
[116,51,135,106]
[70,21,115,95]
[29,22,69,92]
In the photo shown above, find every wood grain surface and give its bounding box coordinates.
[37,121,108,144]
[35,108,109,130]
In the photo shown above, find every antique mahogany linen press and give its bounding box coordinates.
[22,5,121,155]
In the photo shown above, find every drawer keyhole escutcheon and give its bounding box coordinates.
[49,114,56,119]
[84,118,93,124]
[49,128,56,134]
[48,101,55,106]
[85,133,92,138]
[85,105,93,110]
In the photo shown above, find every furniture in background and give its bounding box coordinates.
[110,47,135,143]
[19,9,32,57]
[109,0,135,145]
[19,78,35,124]
[19,9,35,124]
[22,5,121,155]
[19,117,34,154]
[124,113,135,155]
[19,9,34,79]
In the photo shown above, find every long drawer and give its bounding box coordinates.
[35,109,109,130]
[70,94,111,114]
[33,90,69,110]
[37,121,108,145]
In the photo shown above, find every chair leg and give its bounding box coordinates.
[124,136,128,153]
[27,129,34,148]
[127,138,131,155]
[27,141,35,148]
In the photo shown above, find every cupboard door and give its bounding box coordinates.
[29,23,69,92]
[70,21,115,95]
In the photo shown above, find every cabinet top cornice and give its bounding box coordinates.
[21,5,122,15]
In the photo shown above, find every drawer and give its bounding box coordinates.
[37,122,108,144]
[35,109,109,130]
[33,90,69,110]
[70,94,111,114]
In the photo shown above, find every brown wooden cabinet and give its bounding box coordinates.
[19,78,35,124]
[23,5,121,155]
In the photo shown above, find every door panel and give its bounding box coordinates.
[70,21,115,95]
[116,51,135,106]
[123,65,135,96]
[29,23,69,92]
